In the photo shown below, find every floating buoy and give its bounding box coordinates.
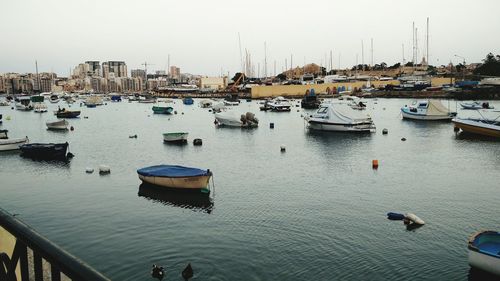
[6,116,11,120]
[11,107,14,110]
[405,213,425,225]
[193,138,203,146]
[208,109,212,112]
[270,122,274,129]
[280,145,286,152]
[387,212,405,220]
[401,137,406,141]
[181,112,184,115]
[85,167,94,174]
[129,134,137,138]
[99,165,110,175]
[382,128,388,135]
[70,126,74,131]
[372,159,379,169]
[174,111,178,114]
[182,263,193,281]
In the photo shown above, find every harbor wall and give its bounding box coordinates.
[250,78,455,98]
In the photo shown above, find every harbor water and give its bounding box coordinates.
[1,98,499,280]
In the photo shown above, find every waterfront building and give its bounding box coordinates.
[199,77,228,90]
[102,61,127,79]
[85,61,101,76]
[170,66,180,79]
[131,69,146,81]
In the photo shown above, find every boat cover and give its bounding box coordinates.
[426,100,450,115]
[137,165,209,178]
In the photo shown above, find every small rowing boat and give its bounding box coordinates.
[163,132,188,143]
[137,164,212,194]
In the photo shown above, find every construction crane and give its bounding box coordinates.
[141,61,155,92]
[230,73,245,92]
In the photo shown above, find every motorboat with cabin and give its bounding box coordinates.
[305,102,376,132]
[262,96,291,112]
[401,100,456,121]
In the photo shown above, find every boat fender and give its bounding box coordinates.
[387,212,405,220]
[405,213,425,225]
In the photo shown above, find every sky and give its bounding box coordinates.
[1,0,500,77]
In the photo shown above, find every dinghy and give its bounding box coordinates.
[46,119,69,130]
[468,230,500,276]
[0,130,29,151]
[137,164,212,193]
[163,132,188,143]
[20,142,71,160]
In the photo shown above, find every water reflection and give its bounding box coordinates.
[138,183,214,214]
[468,267,499,281]
[455,131,500,142]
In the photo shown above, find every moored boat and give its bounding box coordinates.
[49,94,60,103]
[0,130,29,151]
[460,101,494,110]
[305,102,376,132]
[20,142,71,160]
[452,117,500,138]
[152,106,174,114]
[301,89,321,109]
[33,103,48,113]
[266,96,292,112]
[163,132,188,143]
[401,100,456,121]
[46,119,69,130]
[215,111,259,128]
[137,164,212,194]
[183,97,194,105]
[15,97,33,111]
[55,108,81,118]
[468,230,500,276]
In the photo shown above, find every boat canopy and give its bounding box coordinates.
[426,100,451,115]
[314,102,372,123]
[137,165,210,178]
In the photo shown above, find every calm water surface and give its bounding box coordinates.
[1,98,499,280]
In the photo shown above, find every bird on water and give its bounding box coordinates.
[151,264,165,280]
[182,263,193,280]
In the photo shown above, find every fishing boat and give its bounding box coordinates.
[301,89,321,109]
[266,96,291,112]
[452,115,500,138]
[460,101,494,110]
[163,132,188,143]
[55,108,81,118]
[215,111,259,128]
[468,230,500,276]
[401,100,456,121]
[49,94,60,103]
[152,106,174,114]
[33,103,48,113]
[183,97,194,105]
[0,130,29,151]
[20,142,71,160]
[199,100,212,108]
[15,97,33,111]
[46,119,69,130]
[137,164,212,193]
[305,102,376,132]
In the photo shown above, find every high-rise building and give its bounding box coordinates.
[85,61,101,76]
[131,69,146,81]
[102,61,127,79]
[170,66,180,79]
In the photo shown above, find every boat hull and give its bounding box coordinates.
[46,120,69,130]
[0,137,29,151]
[308,119,374,132]
[20,142,69,160]
[401,109,454,121]
[152,106,173,114]
[468,250,500,276]
[453,119,500,138]
[468,231,500,276]
[56,111,81,118]
[163,133,188,143]
[138,174,211,191]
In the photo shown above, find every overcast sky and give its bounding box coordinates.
[2,0,500,77]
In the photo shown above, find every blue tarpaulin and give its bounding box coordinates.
[137,165,209,178]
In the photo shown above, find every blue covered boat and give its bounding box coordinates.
[468,230,500,276]
[111,95,122,102]
[183,97,194,105]
[137,165,212,193]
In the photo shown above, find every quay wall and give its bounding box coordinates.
[250,78,454,98]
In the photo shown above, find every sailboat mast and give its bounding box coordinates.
[35,60,40,94]
[238,33,243,74]
[426,17,429,66]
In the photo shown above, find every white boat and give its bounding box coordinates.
[479,77,500,86]
[46,119,69,130]
[0,133,29,151]
[200,100,212,108]
[266,96,291,112]
[15,97,33,111]
[0,100,9,106]
[212,103,227,113]
[34,103,48,113]
[468,230,500,276]
[305,102,376,132]
[223,100,240,106]
[460,101,494,110]
[453,113,500,138]
[401,100,456,121]
[215,112,259,128]
[49,94,60,103]
[163,132,188,143]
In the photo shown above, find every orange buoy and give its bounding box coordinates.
[372,160,379,169]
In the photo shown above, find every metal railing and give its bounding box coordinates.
[0,208,110,281]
